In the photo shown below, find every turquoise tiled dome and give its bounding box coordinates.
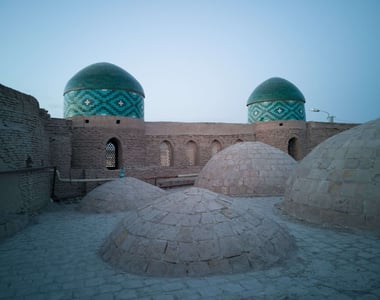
[64,62,145,119]
[247,77,305,105]
[247,77,306,123]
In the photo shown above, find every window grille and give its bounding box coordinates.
[106,141,117,169]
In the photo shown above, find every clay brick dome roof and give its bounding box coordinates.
[195,142,297,196]
[247,77,305,105]
[100,187,296,276]
[280,118,380,229]
[63,62,145,97]
[79,177,166,213]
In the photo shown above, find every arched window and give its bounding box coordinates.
[106,138,121,169]
[185,141,198,166]
[160,141,173,167]
[211,140,222,156]
[235,139,243,143]
[288,137,298,160]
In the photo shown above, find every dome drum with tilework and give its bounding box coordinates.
[63,62,145,119]
[247,77,306,123]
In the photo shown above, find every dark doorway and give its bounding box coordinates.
[288,137,298,160]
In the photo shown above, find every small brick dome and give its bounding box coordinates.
[195,142,297,196]
[280,118,380,229]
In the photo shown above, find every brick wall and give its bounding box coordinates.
[0,84,51,214]
[306,122,358,154]
[59,119,357,198]
[43,117,78,199]
[145,134,256,167]
[69,116,146,169]
[253,120,307,160]
[145,122,256,167]
[71,127,146,168]
[0,84,360,203]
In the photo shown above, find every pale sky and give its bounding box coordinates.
[1,0,379,123]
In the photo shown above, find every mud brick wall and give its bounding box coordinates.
[253,120,307,160]
[0,84,50,213]
[306,122,358,154]
[0,83,360,201]
[144,122,256,167]
[69,116,146,169]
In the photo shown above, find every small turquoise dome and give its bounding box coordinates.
[247,77,305,105]
[64,62,145,119]
[247,77,306,123]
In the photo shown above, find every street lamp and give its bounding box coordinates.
[310,108,335,123]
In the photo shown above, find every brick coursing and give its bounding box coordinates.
[0,84,50,215]
[0,83,358,204]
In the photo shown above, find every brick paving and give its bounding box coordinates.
[1,196,379,299]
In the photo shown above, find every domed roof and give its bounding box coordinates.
[280,118,380,229]
[100,187,296,276]
[247,77,305,106]
[79,177,166,213]
[195,142,297,196]
[63,62,145,97]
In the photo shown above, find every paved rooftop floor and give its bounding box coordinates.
[0,194,379,300]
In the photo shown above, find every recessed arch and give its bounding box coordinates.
[160,140,173,167]
[185,140,199,166]
[288,137,299,160]
[106,137,122,169]
[211,140,222,156]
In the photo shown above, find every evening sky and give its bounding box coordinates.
[1,0,379,123]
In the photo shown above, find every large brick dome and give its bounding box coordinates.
[100,187,296,276]
[63,62,145,119]
[280,118,380,229]
[195,142,297,196]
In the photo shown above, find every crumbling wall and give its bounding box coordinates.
[0,84,51,237]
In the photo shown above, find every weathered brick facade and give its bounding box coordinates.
[0,84,51,237]
[0,83,359,206]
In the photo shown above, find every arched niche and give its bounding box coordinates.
[106,138,122,169]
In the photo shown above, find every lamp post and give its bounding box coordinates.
[310,108,335,122]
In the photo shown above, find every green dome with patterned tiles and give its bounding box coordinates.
[64,62,145,119]
[247,77,306,123]
[247,77,305,105]
[64,62,145,96]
